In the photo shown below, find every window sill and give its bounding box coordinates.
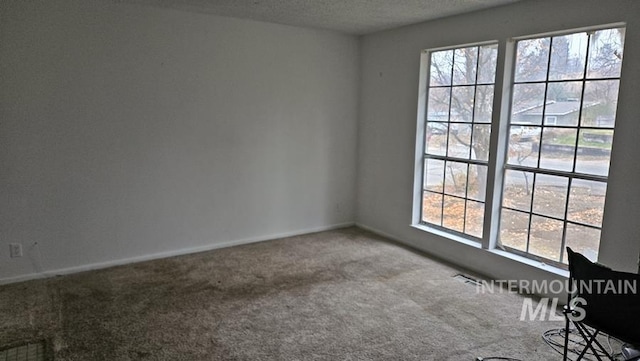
[410,223,569,278]
[488,248,569,278]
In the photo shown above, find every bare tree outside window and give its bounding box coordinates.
[421,43,497,238]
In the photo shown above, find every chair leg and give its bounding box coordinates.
[587,332,615,361]
[574,324,602,361]
[563,310,571,361]
[574,323,616,361]
[562,305,615,361]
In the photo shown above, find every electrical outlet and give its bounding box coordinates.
[9,243,23,258]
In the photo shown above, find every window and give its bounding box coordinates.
[416,25,626,267]
[420,43,498,238]
[501,27,625,264]
[545,116,557,125]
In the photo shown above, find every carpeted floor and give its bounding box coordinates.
[0,227,563,360]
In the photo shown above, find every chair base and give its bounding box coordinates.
[622,344,640,361]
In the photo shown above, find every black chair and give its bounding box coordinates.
[563,247,640,360]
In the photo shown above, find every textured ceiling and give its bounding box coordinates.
[118,0,522,35]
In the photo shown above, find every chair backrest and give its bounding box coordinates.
[567,247,640,345]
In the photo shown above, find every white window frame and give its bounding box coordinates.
[412,23,626,269]
[417,42,498,240]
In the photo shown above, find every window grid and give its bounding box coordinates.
[420,43,496,239]
[500,27,623,265]
[416,26,623,267]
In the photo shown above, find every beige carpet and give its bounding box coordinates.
[0,227,563,360]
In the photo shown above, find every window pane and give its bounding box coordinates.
[444,161,468,197]
[567,179,607,227]
[465,200,484,238]
[442,195,465,232]
[500,209,529,252]
[422,191,443,225]
[468,165,487,202]
[514,37,551,82]
[532,174,568,219]
[477,44,498,84]
[451,86,475,122]
[564,223,600,263]
[430,50,453,86]
[549,32,588,80]
[503,170,534,212]
[472,125,491,161]
[507,126,540,166]
[511,83,546,125]
[587,27,625,79]
[427,87,450,121]
[425,121,448,156]
[539,127,576,172]
[575,129,613,176]
[453,47,478,85]
[545,82,583,126]
[529,215,563,262]
[473,85,494,123]
[447,124,471,159]
[582,80,619,128]
[424,158,445,192]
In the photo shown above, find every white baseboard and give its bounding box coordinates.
[355,223,405,244]
[0,222,355,285]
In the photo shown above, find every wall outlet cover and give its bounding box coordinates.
[9,243,23,258]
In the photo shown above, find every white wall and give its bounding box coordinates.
[0,0,359,282]
[357,0,640,286]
